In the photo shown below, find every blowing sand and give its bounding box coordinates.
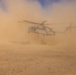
[0,36,76,75]
[0,0,76,75]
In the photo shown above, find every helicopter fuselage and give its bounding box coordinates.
[28,25,55,36]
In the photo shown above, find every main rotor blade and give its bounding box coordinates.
[19,20,40,24]
[45,23,66,25]
[19,20,66,26]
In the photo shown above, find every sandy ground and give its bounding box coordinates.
[0,0,76,75]
[0,42,76,75]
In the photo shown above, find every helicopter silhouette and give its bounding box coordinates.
[19,20,56,36]
[19,20,76,36]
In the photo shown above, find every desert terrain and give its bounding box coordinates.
[0,0,76,75]
[0,33,76,75]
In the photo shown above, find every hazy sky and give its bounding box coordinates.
[0,0,76,24]
[27,0,76,8]
[0,0,76,41]
[0,0,76,12]
[0,0,76,21]
[0,0,75,10]
[0,0,7,11]
[34,0,60,7]
[0,0,75,22]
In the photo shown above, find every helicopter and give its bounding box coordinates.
[19,20,56,36]
[19,20,76,35]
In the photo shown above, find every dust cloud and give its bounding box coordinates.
[0,0,75,45]
[0,0,76,75]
